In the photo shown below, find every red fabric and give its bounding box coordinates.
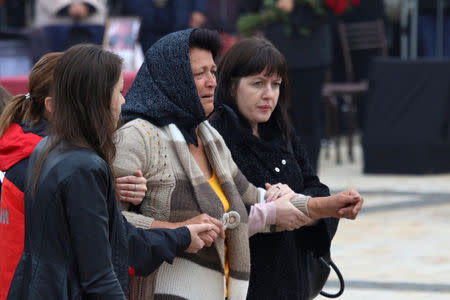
[350,0,360,6]
[0,75,28,96]
[324,0,337,9]
[334,0,348,14]
[0,124,42,299]
[0,178,25,300]
[219,32,240,57]
[0,124,43,172]
[0,72,137,97]
[123,71,137,94]
[128,266,136,276]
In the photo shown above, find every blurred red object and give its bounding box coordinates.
[219,32,239,57]
[0,71,138,97]
[335,0,348,15]
[0,75,28,96]
[123,71,137,94]
[324,0,360,15]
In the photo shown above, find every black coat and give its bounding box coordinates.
[211,106,339,300]
[7,138,190,300]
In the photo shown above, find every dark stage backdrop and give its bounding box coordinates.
[363,58,450,174]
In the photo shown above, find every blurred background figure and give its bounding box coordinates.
[204,0,242,55]
[34,0,107,52]
[121,0,207,52]
[103,17,142,71]
[418,0,450,57]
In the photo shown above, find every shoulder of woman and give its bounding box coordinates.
[116,118,164,143]
[62,148,108,172]
[118,118,159,132]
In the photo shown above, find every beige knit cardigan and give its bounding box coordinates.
[113,119,267,300]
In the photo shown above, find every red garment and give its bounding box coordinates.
[0,124,42,300]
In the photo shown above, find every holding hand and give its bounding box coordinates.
[178,213,225,247]
[116,170,147,205]
[69,2,89,19]
[276,0,294,13]
[185,223,217,253]
[308,189,364,220]
[189,11,207,28]
[265,182,294,202]
[273,192,313,230]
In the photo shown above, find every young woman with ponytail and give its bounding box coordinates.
[0,52,62,300]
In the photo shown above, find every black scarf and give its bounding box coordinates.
[121,29,206,146]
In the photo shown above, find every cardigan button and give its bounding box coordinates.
[281,159,286,165]
[274,167,280,172]
[222,211,240,230]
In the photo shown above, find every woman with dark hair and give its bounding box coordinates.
[0,52,156,300]
[114,28,363,299]
[211,37,362,299]
[5,44,213,300]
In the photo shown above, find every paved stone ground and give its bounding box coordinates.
[315,141,450,300]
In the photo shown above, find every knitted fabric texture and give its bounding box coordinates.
[113,119,264,300]
[211,105,339,299]
[121,28,207,146]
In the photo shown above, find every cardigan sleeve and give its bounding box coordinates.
[114,120,161,226]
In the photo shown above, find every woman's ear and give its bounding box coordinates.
[44,97,53,114]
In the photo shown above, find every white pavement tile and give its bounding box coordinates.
[316,141,450,299]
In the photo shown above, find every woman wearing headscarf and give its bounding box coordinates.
[1,46,212,300]
[114,28,363,299]
[5,44,217,300]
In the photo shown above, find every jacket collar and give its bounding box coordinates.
[0,119,48,171]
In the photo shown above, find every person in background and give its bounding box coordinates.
[418,0,450,57]
[204,0,242,55]
[34,0,107,51]
[243,0,333,172]
[122,0,207,52]
[0,47,211,300]
[114,28,363,299]
[0,53,63,300]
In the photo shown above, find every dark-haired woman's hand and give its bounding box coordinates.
[308,189,364,219]
[276,0,294,13]
[69,2,89,19]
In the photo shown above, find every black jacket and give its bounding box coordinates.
[211,105,339,300]
[7,138,190,300]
